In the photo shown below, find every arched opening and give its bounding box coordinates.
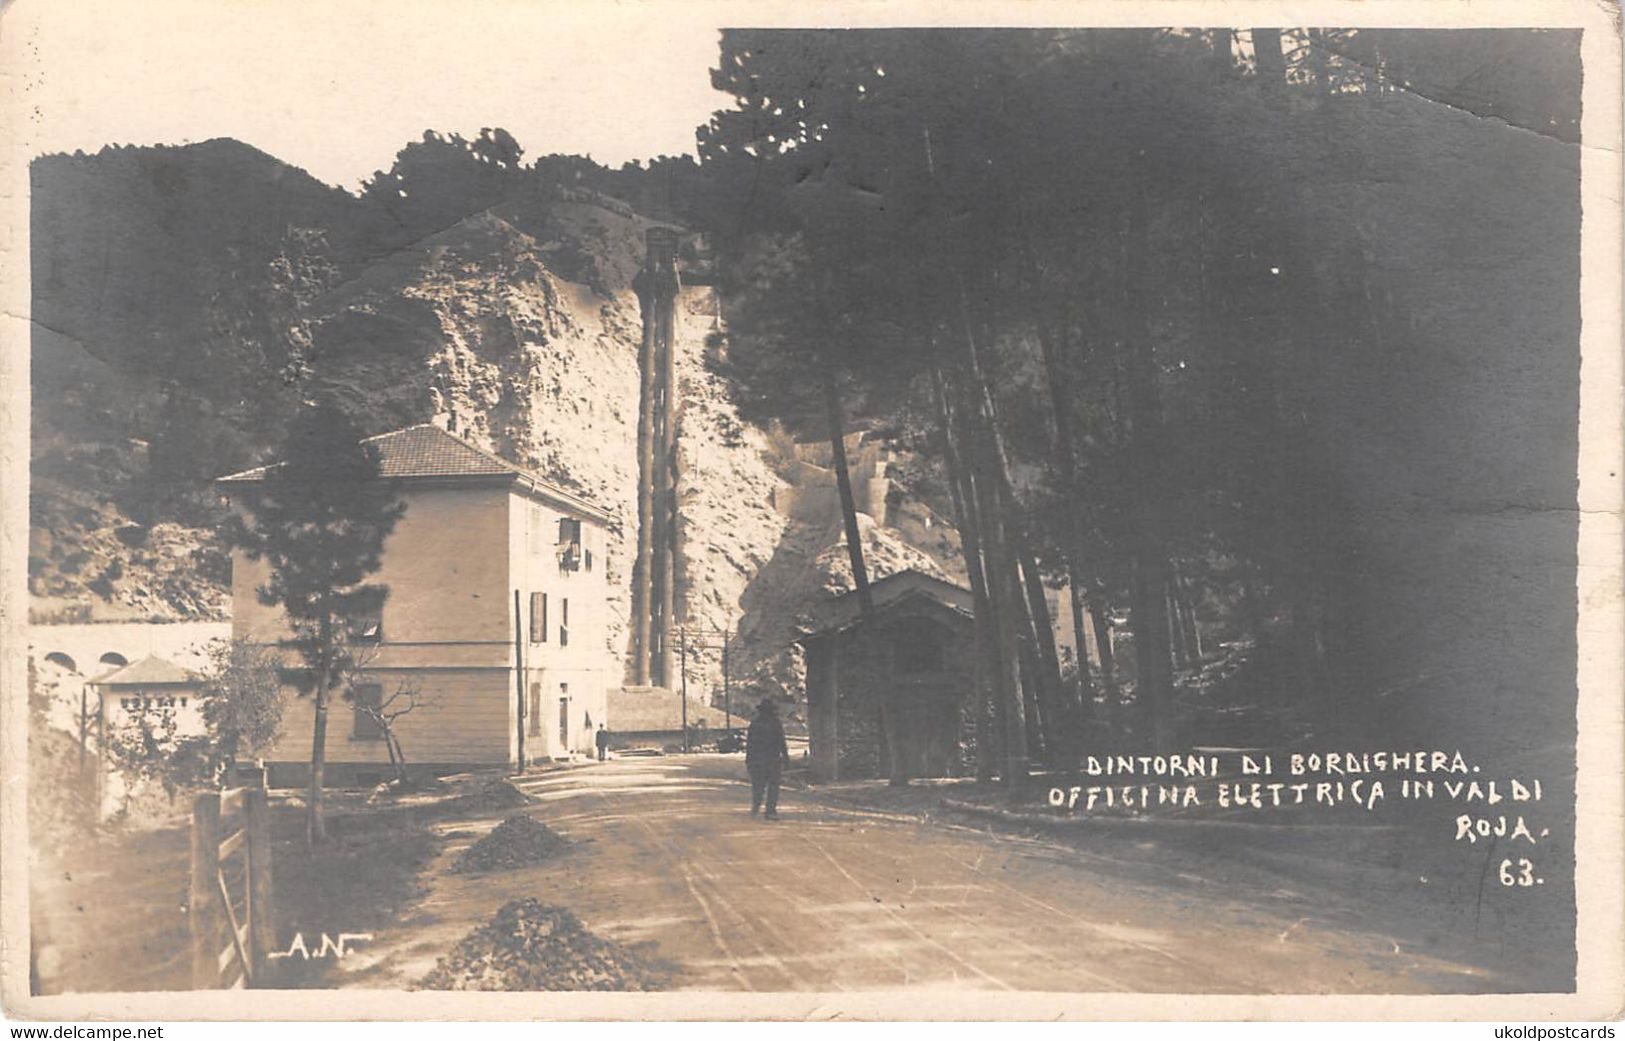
[99,652,129,669]
[43,652,77,673]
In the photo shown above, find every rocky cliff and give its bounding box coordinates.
[29,138,959,706]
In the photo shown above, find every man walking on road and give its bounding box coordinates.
[746,698,790,820]
[595,724,610,761]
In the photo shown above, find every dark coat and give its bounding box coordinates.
[746,712,790,770]
[594,728,610,749]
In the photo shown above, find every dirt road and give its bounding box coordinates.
[342,755,1505,993]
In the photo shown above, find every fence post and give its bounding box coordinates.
[244,785,275,984]
[189,790,221,989]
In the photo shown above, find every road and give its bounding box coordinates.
[345,755,1503,993]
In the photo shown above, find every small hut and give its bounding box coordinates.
[795,570,977,782]
[89,656,204,819]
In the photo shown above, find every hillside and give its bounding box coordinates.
[28,137,958,700]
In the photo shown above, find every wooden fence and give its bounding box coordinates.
[189,783,274,989]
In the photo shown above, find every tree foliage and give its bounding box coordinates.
[225,402,404,840]
[694,27,1580,765]
[101,638,284,815]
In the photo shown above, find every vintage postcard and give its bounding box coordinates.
[1,0,1620,1022]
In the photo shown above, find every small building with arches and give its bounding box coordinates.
[796,569,977,782]
[28,621,229,738]
[89,656,205,819]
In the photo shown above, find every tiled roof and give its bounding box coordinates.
[367,423,520,479]
[218,423,609,522]
[91,656,195,687]
[796,569,975,640]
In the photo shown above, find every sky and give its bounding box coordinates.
[9,0,731,189]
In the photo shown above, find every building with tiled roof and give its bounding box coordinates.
[90,656,206,819]
[219,423,610,525]
[219,420,616,785]
[89,655,196,688]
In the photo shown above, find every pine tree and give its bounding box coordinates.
[226,403,404,843]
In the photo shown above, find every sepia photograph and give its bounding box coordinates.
[2,0,1620,1022]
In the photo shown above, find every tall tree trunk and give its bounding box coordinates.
[1089,598,1119,730]
[1176,570,1204,664]
[1033,324,1100,730]
[1166,575,1192,673]
[1253,25,1342,726]
[1307,29,1330,95]
[825,362,905,784]
[1253,27,1287,99]
[307,618,331,845]
[1121,181,1176,753]
[934,367,1000,783]
[1014,533,1078,770]
[825,366,873,619]
[962,469,1004,782]
[954,299,1028,789]
[1017,637,1046,763]
[1066,568,1095,716]
[1211,28,1235,77]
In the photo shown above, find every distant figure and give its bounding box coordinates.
[746,699,791,820]
[595,724,610,761]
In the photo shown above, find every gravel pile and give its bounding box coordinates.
[434,777,531,819]
[418,899,669,991]
[450,814,567,874]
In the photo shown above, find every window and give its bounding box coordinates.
[585,547,593,572]
[557,688,570,747]
[560,598,569,647]
[529,682,542,736]
[530,592,548,643]
[558,517,582,572]
[353,683,384,740]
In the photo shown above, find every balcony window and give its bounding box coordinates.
[558,517,583,572]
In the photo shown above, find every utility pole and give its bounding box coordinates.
[79,685,88,772]
[513,590,527,770]
[679,627,689,753]
[722,626,731,730]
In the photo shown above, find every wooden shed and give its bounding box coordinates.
[796,570,978,782]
